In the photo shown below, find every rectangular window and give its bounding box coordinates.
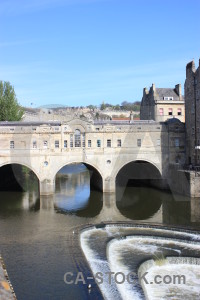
[117,139,121,147]
[70,134,73,148]
[33,141,37,149]
[137,139,141,147]
[43,141,48,148]
[168,108,173,115]
[175,138,180,147]
[64,140,67,148]
[96,128,100,131]
[82,133,85,148]
[97,139,101,147]
[10,141,14,149]
[107,139,111,147]
[157,139,160,146]
[159,108,164,116]
[177,108,182,116]
[55,140,59,148]
[88,140,91,147]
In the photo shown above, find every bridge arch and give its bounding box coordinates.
[114,158,162,180]
[115,159,164,191]
[0,162,40,192]
[0,161,41,181]
[53,160,103,192]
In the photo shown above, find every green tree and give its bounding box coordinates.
[0,81,24,121]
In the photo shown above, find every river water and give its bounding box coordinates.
[0,164,200,299]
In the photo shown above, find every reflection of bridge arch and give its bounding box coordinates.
[54,161,103,192]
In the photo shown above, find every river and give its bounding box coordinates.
[0,164,200,299]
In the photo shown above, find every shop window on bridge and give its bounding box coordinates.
[43,141,48,149]
[88,140,91,147]
[64,140,67,148]
[117,139,121,147]
[10,141,14,149]
[82,133,85,148]
[97,139,101,147]
[107,139,111,147]
[33,141,37,149]
[75,129,81,147]
[137,139,141,147]
[70,134,73,148]
[157,139,160,146]
[55,140,59,148]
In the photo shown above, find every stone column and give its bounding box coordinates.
[39,178,55,196]
[103,176,116,193]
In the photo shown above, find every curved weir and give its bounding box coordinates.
[80,225,200,300]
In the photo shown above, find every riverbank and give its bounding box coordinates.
[0,255,17,300]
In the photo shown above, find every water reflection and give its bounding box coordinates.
[116,186,162,220]
[54,164,103,217]
[0,191,39,212]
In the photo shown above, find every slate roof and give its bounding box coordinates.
[156,88,182,100]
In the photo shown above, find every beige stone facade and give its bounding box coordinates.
[0,118,185,195]
[140,83,185,122]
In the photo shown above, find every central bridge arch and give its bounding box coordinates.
[54,161,103,192]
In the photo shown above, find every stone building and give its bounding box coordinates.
[185,59,200,166]
[140,83,185,122]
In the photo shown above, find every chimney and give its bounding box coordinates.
[143,87,149,96]
[175,84,182,100]
[152,83,156,92]
[186,60,196,76]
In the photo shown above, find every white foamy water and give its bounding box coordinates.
[81,228,122,300]
[80,225,200,300]
[139,257,200,299]
[108,236,200,300]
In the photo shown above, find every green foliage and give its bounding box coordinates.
[99,100,141,111]
[0,81,24,121]
[87,105,96,110]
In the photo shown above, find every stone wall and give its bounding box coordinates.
[185,59,200,166]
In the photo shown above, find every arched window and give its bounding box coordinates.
[74,129,81,147]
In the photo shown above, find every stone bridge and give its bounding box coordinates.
[0,118,185,195]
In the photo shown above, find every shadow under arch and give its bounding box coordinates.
[54,161,103,192]
[0,163,40,192]
[116,159,163,189]
[115,160,164,220]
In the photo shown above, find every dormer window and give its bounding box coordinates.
[163,97,173,100]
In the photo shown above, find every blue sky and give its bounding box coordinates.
[0,0,200,107]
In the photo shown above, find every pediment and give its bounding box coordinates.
[64,117,93,126]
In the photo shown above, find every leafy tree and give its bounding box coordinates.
[0,81,24,121]
[100,101,106,110]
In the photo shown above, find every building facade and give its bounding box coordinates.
[185,59,200,166]
[140,83,185,122]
